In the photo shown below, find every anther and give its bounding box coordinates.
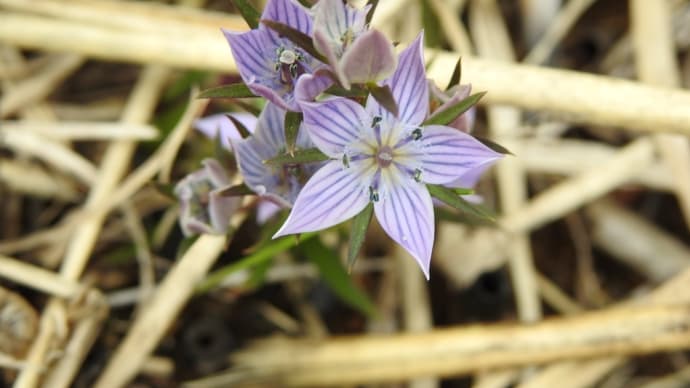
[413,168,422,182]
[412,128,423,140]
[368,186,379,202]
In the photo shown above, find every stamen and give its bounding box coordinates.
[413,168,422,182]
[369,186,379,202]
[342,154,350,168]
[371,116,382,128]
[412,128,423,140]
[279,49,297,65]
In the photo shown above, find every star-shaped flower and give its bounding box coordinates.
[223,0,324,111]
[232,102,320,222]
[274,33,502,278]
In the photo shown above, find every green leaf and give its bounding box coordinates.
[295,0,313,7]
[421,0,444,48]
[347,203,373,272]
[261,20,327,63]
[475,136,514,155]
[231,0,261,29]
[196,232,318,293]
[300,237,377,317]
[427,184,496,222]
[264,147,330,166]
[198,83,257,99]
[284,111,302,155]
[446,57,462,91]
[217,183,254,197]
[422,91,486,126]
[368,83,399,117]
[365,0,379,25]
[225,114,252,139]
[324,85,368,98]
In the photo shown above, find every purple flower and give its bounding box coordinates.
[312,0,396,89]
[194,112,258,150]
[223,0,323,111]
[274,33,502,278]
[231,102,319,217]
[428,82,476,134]
[175,159,239,236]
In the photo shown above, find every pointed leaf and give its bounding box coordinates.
[475,136,514,155]
[300,237,377,317]
[324,85,368,98]
[295,0,313,7]
[427,184,495,222]
[422,91,485,126]
[225,114,251,139]
[284,111,302,155]
[198,83,257,99]
[446,57,462,91]
[365,0,379,24]
[368,83,399,117]
[230,0,260,29]
[264,147,330,166]
[347,202,373,272]
[217,183,254,197]
[261,19,327,62]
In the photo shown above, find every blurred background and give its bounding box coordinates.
[3,0,690,387]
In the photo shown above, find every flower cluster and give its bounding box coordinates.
[176,0,503,279]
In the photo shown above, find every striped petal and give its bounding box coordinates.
[254,103,287,154]
[223,28,274,88]
[374,169,434,279]
[367,32,428,125]
[274,160,375,237]
[301,97,368,157]
[294,71,333,104]
[396,125,502,185]
[262,0,313,35]
[194,112,257,151]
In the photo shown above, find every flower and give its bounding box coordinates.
[428,82,476,134]
[194,112,258,150]
[222,0,323,111]
[274,33,502,278]
[231,102,320,222]
[312,0,396,89]
[175,159,239,236]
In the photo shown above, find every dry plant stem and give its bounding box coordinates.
[0,255,82,298]
[516,359,624,388]
[14,67,171,388]
[0,53,83,118]
[426,0,474,54]
[535,273,583,315]
[472,370,520,388]
[0,159,78,200]
[216,304,690,387]
[13,305,57,388]
[586,201,690,283]
[122,204,156,311]
[523,0,597,65]
[2,129,98,185]
[638,365,690,388]
[397,246,437,388]
[40,290,109,388]
[519,0,561,45]
[501,137,655,233]
[1,121,159,141]
[630,0,690,232]
[5,10,690,135]
[470,0,541,323]
[94,233,230,388]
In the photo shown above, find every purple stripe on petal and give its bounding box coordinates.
[301,98,367,157]
[223,29,273,80]
[254,103,287,153]
[374,169,434,279]
[405,125,502,185]
[273,161,373,237]
[263,0,313,35]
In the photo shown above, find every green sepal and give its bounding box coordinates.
[367,83,399,118]
[284,111,303,155]
[264,147,330,166]
[261,20,327,63]
[422,91,486,126]
[446,57,462,91]
[365,0,379,25]
[324,85,369,98]
[198,83,257,99]
[230,0,261,29]
[217,183,254,197]
[347,202,374,272]
[427,184,496,222]
[299,237,377,318]
[225,114,252,139]
[475,136,514,155]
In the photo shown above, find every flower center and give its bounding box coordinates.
[275,48,307,86]
[376,146,394,168]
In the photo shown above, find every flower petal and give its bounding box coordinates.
[301,97,368,157]
[398,125,502,185]
[367,32,428,125]
[294,71,334,104]
[223,28,274,86]
[262,0,313,35]
[254,103,287,153]
[257,200,283,224]
[428,83,475,133]
[374,170,434,279]
[209,187,240,233]
[273,160,375,237]
[341,30,396,86]
[194,113,257,151]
